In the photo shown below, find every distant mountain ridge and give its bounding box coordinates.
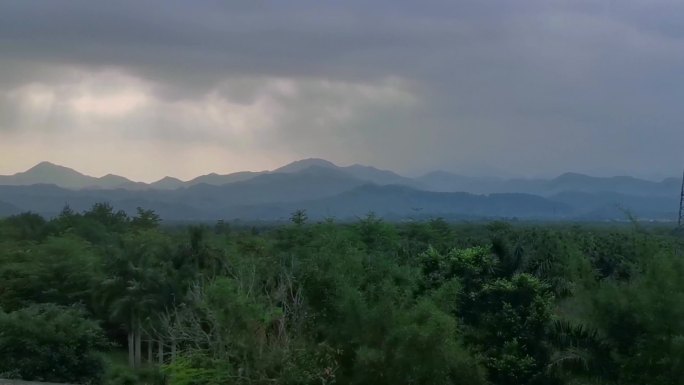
[415,170,679,197]
[2,159,677,196]
[275,158,418,187]
[0,181,572,221]
[0,162,144,190]
[0,158,419,191]
[0,159,680,222]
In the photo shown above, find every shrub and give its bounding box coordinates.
[0,303,108,384]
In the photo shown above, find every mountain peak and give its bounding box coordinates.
[156,176,183,183]
[151,176,186,190]
[275,158,338,173]
[23,162,84,178]
[0,161,93,189]
[26,161,74,173]
[33,161,58,167]
[100,173,127,180]
[96,174,137,189]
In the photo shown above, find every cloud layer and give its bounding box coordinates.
[1,0,683,181]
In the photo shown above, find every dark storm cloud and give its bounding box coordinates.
[1,0,684,179]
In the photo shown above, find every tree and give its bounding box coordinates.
[84,202,129,231]
[132,207,161,230]
[290,209,308,226]
[99,230,169,368]
[355,212,398,252]
[418,246,560,385]
[469,274,557,385]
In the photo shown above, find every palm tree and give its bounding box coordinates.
[98,231,168,367]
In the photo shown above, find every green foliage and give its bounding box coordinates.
[470,274,557,385]
[0,235,102,311]
[0,212,48,241]
[352,299,486,385]
[105,365,167,385]
[132,207,162,230]
[104,365,140,385]
[290,209,308,226]
[0,303,108,384]
[99,230,169,327]
[582,250,684,385]
[355,212,399,252]
[0,205,682,385]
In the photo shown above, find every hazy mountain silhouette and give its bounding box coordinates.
[0,159,680,222]
[236,184,573,220]
[148,172,269,189]
[0,180,573,221]
[172,165,367,209]
[274,158,338,173]
[549,191,678,221]
[94,174,148,190]
[4,160,677,197]
[541,173,679,197]
[0,162,93,188]
[416,171,504,194]
[0,162,141,190]
[185,171,266,187]
[275,158,417,186]
[0,159,418,190]
[150,176,185,190]
[416,170,679,197]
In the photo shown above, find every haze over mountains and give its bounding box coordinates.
[0,159,680,222]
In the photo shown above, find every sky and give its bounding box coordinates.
[1,0,684,182]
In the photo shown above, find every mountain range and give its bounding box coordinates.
[0,160,680,222]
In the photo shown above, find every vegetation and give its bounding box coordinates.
[0,203,683,384]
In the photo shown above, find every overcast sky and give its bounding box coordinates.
[1,0,683,182]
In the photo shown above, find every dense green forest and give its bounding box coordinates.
[1,203,683,385]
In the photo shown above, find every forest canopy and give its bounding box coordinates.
[0,203,683,385]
